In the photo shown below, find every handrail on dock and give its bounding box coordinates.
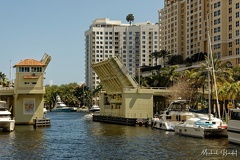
[34,118,51,128]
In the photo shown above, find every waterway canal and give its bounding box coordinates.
[0,112,239,160]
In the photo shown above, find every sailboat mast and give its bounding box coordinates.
[207,15,212,121]
[207,14,221,120]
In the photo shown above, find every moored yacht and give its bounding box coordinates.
[0,101,15,132]
[228,109,240,145]
[89,105,100,112]
[51,95,72,112]
[174,116,227,138]
[152,99,209,131]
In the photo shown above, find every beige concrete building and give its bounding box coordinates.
[159,0,240,66]
[92,57,170,122]
[0,54,51,124]
[85,18,159,90]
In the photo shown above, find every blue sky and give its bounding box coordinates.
[0,0,164,86]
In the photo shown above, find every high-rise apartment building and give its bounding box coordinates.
[85,18,159,89]
[159,0,240,66]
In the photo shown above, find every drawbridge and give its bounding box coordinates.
[40,53,51,72]
[91,57,138,94]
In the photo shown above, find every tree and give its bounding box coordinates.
[44,84,59,109]
[159,49,170,67]
[160,65,179,87]
[168,77,195,101]
[232,64,240,81]
[126,14,134,26]
[150,51,161,66]
[168,55,184,65]
[0,72,7,86]
[92,83,103,105]
[218,81,240,108]
[74,83,88,107]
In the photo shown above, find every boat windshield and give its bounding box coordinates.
[170,103,190,111]
[230,110,240,120]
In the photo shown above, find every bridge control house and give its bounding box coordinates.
[0,54,51,124]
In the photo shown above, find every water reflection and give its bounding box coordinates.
[0,112,239,160]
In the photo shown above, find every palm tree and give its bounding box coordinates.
[219,81,240,107]
[192,57,233,98]
[126,14,134,26]
[0,72,7,87]
[232,64,240,81]
[148,71,162,87]
[92,83,103,105]
[218,81,240,120]
[159,49,170,67]
[213,58,234,85]
[150,51,161,66]
[160,66,179,87]
[187,57,235,118]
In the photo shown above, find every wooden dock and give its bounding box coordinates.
[34,118,51,127]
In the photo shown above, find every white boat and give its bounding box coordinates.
[89,105,100,112]
[84,113,93,120]
[43,107,48,114]
[152,99,209,131]
[228,109,240,145]
[0,101,15,132]
[77,106,89,112]
[51,95,72,112]
[71,107,78,112]
[175,116,227,138]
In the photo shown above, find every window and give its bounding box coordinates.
[214,18,221,25]
[237,48,240,55]
[214,35,221,41]
[236,12,239,18]
[236,3,239,9]
[214,27,221,33]
[214,10,221,17]
[236,39,240,45]
[31,67,42,72]
[214,44,221,49]
[19,67,30,72]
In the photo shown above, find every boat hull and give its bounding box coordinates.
[0,120,15,131]
[89,109,100,112]
[228,120,240,145]
[51,108,72,112]
[175,125,205,138]
[175,124,227,138]
[152,119,175,131]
